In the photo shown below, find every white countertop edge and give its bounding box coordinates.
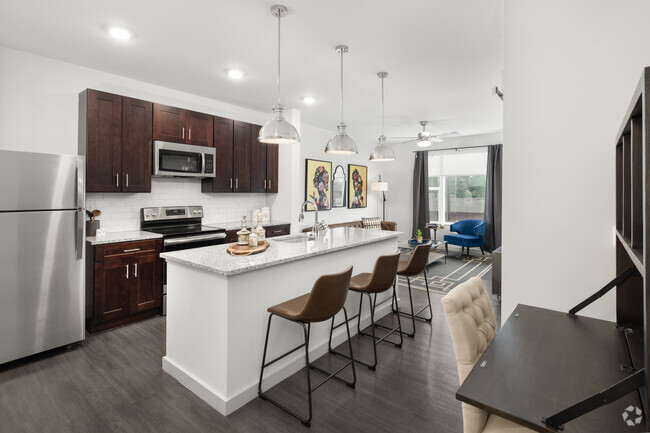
[86,230,163,245]
[161,229,401,277]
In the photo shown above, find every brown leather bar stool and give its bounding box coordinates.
[329,252,402,370]
[258,267,355,427]
[392,242,433,337]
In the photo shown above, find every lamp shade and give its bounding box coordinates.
[370,181,388,192]
[259,104,300,144]
[325,122,357,154]
[369,135,395,161]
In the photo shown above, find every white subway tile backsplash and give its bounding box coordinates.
[86,178,268,233]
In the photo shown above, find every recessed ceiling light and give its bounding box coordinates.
[301,96,316,105]
[107,27,133,41]
[227,69,245,80]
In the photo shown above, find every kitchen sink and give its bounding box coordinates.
[274,234,315,243]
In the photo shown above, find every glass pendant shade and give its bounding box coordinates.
[417,139,432,148]
[325,122,357,154]
[259,104,300,144]
[369,135,395,161]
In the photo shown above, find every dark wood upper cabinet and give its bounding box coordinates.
[266,143,279,193]
[233,121,251,192]
[83,90,122,192]
[202,116,234,193]
[153,104,213,147]
[250,124,266,193]
[153,104,186,143]
[122,97,153,192]
[186,110,213,147]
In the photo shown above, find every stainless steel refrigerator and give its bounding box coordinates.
[0,150,85,364]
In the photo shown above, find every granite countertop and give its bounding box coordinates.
[161,227,400,276]
[86,230,163,245]
[212,220,291,231]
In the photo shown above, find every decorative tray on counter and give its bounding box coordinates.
[227,241,269,256]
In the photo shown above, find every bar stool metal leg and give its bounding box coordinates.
[392,271,433,336]
[330,289,403,370]
[259,311,356,428]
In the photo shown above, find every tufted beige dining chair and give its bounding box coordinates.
[441,277,534,433]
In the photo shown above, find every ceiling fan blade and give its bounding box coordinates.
[400,139,417,145]
[435,131,461,139]
[430,137,444,143]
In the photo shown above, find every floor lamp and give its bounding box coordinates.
[370,176,388,221]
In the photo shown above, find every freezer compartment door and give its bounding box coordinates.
[0,150,83,211]
[0,210,85,364]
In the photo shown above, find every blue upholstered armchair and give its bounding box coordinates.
[444,219,486,256]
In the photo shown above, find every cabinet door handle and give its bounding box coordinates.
[268,180,272,190]
[134,262,138,278]
[123,248,140,253]
[126,173,129,188]
[235,178,238,189]
[116,173,119,187]
[182,127,185,140]
[230,178,233,189]
[188,128,191,141]
[125,264,129,279]
[264,179,267,189]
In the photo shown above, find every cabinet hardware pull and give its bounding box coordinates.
[269,180,271,190]
[116,173,119,187]
[188,128,191,141]
[182,127,185,140]
[264,179,267,189]
[126,173,129,188]
[134,263,138,278]
[235,178,238,189]
[125,264,129,279]
[230,178,233,189]
[123,248,140,253]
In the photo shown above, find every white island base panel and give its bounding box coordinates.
[162,237,397,416]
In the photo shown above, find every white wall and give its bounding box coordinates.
[502,0,650,321]
[0,45,295,229]
[296,123,387,231]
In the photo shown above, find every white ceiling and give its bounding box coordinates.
[0,0,503,143]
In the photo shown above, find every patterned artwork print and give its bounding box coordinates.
[348,164,367,209]
[305,159,332,211]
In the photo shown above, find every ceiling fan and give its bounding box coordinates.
[388,121,460,147]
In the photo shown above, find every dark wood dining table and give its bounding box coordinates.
[456,304,646,432]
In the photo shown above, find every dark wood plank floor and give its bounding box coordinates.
[0,274,499,433]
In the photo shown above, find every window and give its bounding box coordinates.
[428,149,487,224]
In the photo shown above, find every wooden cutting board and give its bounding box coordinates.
[227,241,269,256]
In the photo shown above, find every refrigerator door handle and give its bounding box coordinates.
[75,157,85,260]
[75,209,84,260]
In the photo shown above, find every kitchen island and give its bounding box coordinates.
[160,227,400,416]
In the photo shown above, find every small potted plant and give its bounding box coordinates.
[416,229,423,244]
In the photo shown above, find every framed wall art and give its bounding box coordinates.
[305,159,332,211]
[348,164,367,209]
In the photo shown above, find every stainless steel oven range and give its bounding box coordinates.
[141,206,225,314]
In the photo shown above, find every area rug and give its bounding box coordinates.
[397,250,492,295]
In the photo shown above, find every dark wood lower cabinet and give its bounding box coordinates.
[224,224,290,243]
[87,239,162,333]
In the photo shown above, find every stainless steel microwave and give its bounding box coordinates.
[153,141,216,178]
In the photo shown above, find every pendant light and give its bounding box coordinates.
[369,72,396,161]
[325,45,357,154]
[258,5,300,144]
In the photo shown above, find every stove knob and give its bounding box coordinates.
[152,213,157,217]
[193,210,198,214]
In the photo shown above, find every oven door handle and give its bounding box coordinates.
[164,233,226,246]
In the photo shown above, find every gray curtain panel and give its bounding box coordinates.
[484,144,502,252]
[412,151,430,237]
